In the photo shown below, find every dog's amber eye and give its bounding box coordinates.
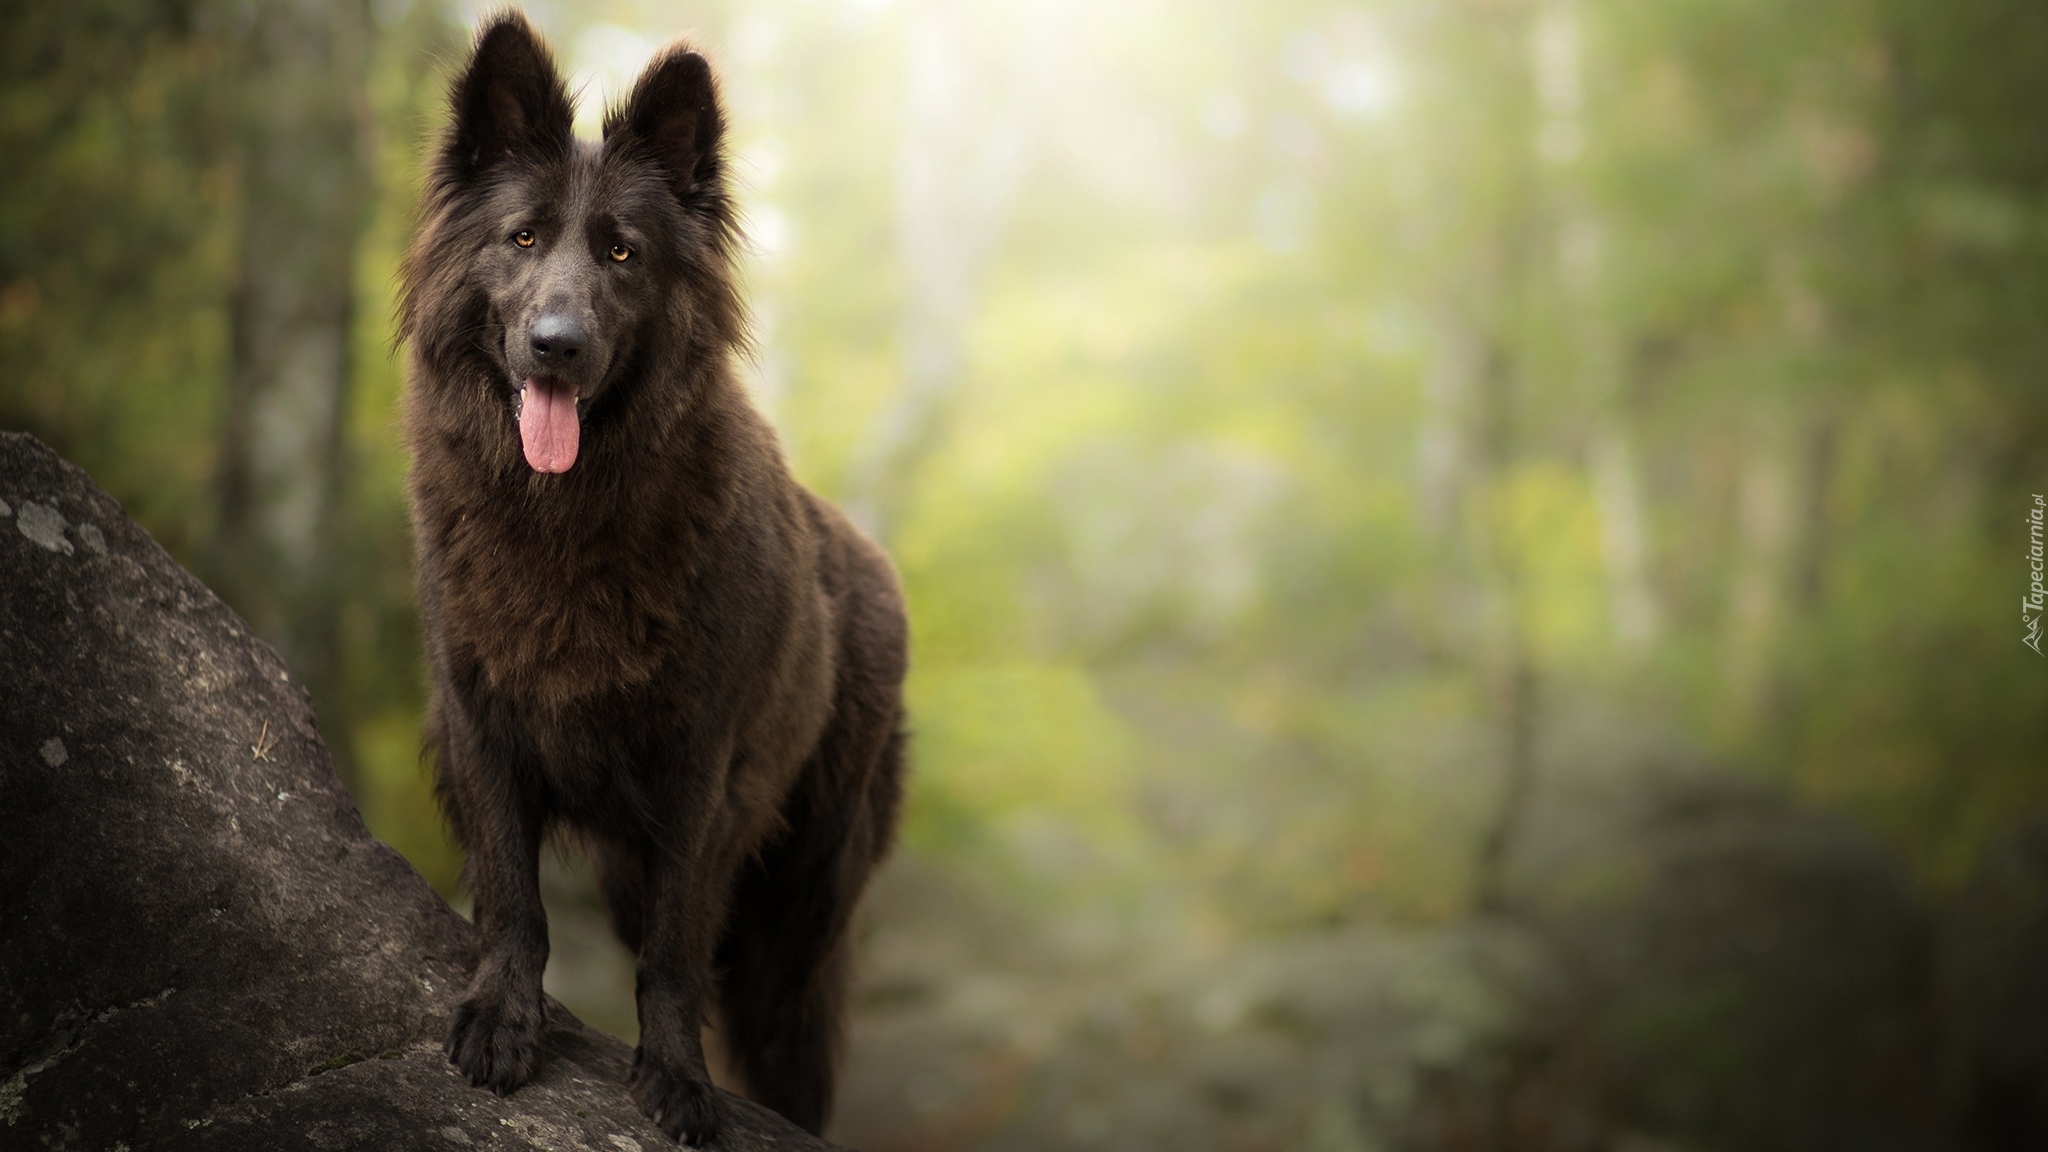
[610,244,632,263]
[513,230,535,248]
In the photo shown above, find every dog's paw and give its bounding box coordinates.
[445,992,544,1095]
[630,1048,726,1146]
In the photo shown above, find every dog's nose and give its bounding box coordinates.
[530,314,588,362]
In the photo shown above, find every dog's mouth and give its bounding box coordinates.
[515,376,581,474]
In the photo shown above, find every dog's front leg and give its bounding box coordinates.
[630,781,741,1146]
[442,719,550,1095]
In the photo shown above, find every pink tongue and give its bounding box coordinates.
[519,377,580,473]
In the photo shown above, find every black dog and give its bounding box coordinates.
[398,14,907,1144]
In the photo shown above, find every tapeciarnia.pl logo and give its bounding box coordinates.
[2027,494,2045,656]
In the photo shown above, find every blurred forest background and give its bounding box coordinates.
[6,0,2048,1148]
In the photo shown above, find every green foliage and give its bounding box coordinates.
[8,3,2048,1148]
[729,0,2048,934]
[4,0,2043,1030]
[0,0,235,557]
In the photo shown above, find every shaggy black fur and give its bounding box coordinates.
[398,14,907,1145]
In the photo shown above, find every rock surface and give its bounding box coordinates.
[0,433,844,1151]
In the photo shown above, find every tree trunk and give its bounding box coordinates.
[845,0,1044,540]
[209,0,374,787]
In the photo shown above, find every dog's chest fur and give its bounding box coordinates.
[425,479,692,712]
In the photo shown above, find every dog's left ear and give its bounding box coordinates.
[607,47,725,201]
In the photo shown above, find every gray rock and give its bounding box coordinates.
[0,432,846,1151]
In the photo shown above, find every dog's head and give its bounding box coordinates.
[402,13,741,475]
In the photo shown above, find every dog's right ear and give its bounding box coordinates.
[440,13,573,183]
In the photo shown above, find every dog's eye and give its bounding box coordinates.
[610,244,632,263]
[513,231,535,249]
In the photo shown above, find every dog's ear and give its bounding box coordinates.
[606,47,725,201]
[442,13,574,182]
